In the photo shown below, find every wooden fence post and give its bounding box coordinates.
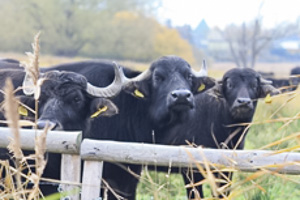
[60,154,81,200]
[81,160,104,200]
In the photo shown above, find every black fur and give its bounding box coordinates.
[0,58,20,64]
[290,66,300,89]
[266,77,291,92]
[0,59,22,70]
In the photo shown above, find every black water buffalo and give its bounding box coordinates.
[257,71,288,90]
[258,67,300,92]
[0,69,31,121]
[0,66,123,195]
[0,58,20,64]
[155,68,280,199]
[290,66,300,89]
[0,58,22,70]
[266,77,290,92]
[40,56,216,199]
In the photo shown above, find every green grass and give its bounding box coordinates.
[136,91,300,199]
[233,173,300,200]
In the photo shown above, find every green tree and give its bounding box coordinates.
[0,0,196,63]
[0,1,37,52]
[154,25,196,64]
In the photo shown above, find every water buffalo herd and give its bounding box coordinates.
[0,57,298,199]
[258,66,300,92]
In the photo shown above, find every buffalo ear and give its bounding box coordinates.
[260,84,281,98]
[193,77,216,94]
[17,96,36,109]
[16,95,36,120]
[123,80,150,100]
[206,83,224,98]
[259,77,281,98]
[90,98,118,118]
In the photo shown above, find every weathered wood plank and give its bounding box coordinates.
[0,127,82,154]
[60,154,81,200]
[81,139,300,175]
[81,160,103,200]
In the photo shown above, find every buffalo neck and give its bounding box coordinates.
[198,94,256,149]
[87,91,154,143]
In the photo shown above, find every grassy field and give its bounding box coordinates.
[136,86,300,199]
[0,53,299,199]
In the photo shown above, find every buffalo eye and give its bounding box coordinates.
[187,73,193,82]
[227,81,233,89]
[154,74,164,83]
[73,96,82,103]
[251,84,258,90]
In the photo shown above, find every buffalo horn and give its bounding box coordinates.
[86,62,124,98]
[121,65,152,88]
[259,76,272,85]
[192,59,208,77]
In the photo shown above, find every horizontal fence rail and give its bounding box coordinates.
[0,127,82,154]
[1,127,300,200]
[0,127,82,200]
[81,139,300,175]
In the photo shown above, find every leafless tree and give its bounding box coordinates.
[220,3,298,69]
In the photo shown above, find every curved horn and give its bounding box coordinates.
[259,76,273,85]
[121,66,152,88]
[86,62,124,98]
[123,68,152,84]
[192,59,208,77]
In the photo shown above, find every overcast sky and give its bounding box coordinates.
[158,0,300,29]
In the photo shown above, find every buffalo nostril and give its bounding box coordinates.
[171,90,192,100]
[169,89,194,110]
[185,92,191,98]
[237,98,251,105]
[37,120,57,130]
[171,92,178,98]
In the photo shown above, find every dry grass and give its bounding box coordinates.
[3,78,25,199]
[0,33,51,200]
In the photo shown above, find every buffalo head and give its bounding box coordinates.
[20,63,123,131]
[210,68,280,120]
[290,66,300,90]
[122,55,216,127]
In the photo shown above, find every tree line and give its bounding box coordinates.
[0,0,196,64]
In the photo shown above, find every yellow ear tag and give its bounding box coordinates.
[265,94,272,104]
[198,83,206,92]
[90,106,108,118]
[133,89,144,98]
[18,106,28,116]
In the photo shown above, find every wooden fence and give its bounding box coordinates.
[0,127,82,200]
[0,127,300,200]
[80,139,300,199]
